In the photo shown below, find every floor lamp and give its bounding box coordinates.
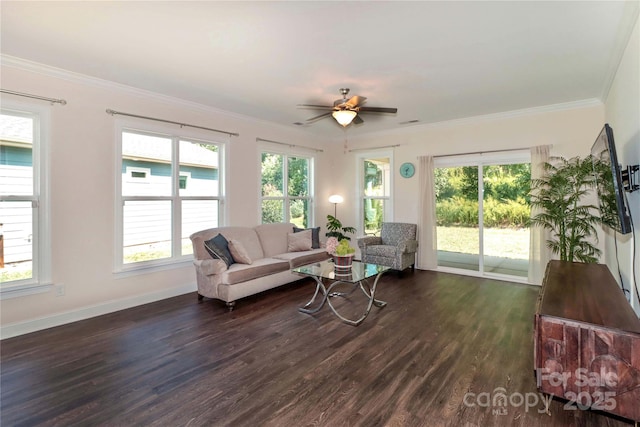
[328,194,344,217]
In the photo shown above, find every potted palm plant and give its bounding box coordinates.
[530,155,601,263]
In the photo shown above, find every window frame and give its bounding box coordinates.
[0,101,52,299]
[356,150,394,235]
[258,147,315,227]
[433,150,531,282]
[115,120,226,274]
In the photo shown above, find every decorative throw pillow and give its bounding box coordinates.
[287,229,312,252]
[228,239,252,265]
[204,234,235,267]
[293,226,321,249]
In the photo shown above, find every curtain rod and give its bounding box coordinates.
[256,137,323,152]
[348,144,400,152]
[432,146,549,159]
[106,109,239,137]
[1,89,67,105]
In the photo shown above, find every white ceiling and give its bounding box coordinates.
[1,1,638,139]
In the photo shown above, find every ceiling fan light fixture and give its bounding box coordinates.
[332,110,357,126]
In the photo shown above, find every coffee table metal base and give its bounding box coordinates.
[298,272,387,326]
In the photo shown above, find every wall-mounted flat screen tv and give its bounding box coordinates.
[590,123,632,235]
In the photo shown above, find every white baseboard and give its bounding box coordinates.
[0,283,197,340]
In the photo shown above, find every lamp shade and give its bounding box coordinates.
[332,110,357,127]
[328,194,344,204]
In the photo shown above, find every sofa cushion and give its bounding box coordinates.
[293,226,321,249]
[192,227,265,262]
[218,228,265,261]
[255,223,294,257]
[273,249,331,268]
[221,258,290,285]
[288,229,312,252]
[204,234,235,267]
[228,239,252,264]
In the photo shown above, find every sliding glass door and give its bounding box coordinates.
[435,166,480,272]
[435,153,530,280]
[481,163,530,277]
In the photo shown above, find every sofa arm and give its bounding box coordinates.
[357,235,382,250]
[193,258,227,276]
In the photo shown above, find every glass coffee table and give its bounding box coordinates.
[292,259,390,326]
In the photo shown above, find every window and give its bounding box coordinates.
[0,105,51,297]
[126,167,150,182]
[117,127,223,270]
[179,173,189,190]
[358,154,392,235]
[260,152,313,228]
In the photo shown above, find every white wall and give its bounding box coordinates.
[325,102,605,255]
[0,61,330,337]
[604,14,640,315]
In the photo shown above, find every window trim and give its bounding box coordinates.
[355,150,394,236]
[0,101,52,299]
[258,146,316,227]
[114,120,227,274]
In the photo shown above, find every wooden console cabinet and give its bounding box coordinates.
[534,260,640,422]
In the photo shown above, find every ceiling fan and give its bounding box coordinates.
[298,88,398,127]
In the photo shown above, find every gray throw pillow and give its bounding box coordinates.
[204,234,235,267]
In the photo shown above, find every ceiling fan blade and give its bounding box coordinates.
[358,106,398,114]
[353,115,364,125]
[306,112,333,122]
[297,104,335,110]
[344,95,366,109]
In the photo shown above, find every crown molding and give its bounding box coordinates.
[1,54,604,147]
[342,98,604,143]
[600,1,640,102]
[0,55,247,118]
[0,54,325,143]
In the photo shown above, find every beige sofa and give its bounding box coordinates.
[189,222,329,310]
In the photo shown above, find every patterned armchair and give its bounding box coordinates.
[357,223,418,271]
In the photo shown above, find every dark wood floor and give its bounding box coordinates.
[1,270,634,427]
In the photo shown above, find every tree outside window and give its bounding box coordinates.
[261,152,312,228]
[363,158,390,235]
